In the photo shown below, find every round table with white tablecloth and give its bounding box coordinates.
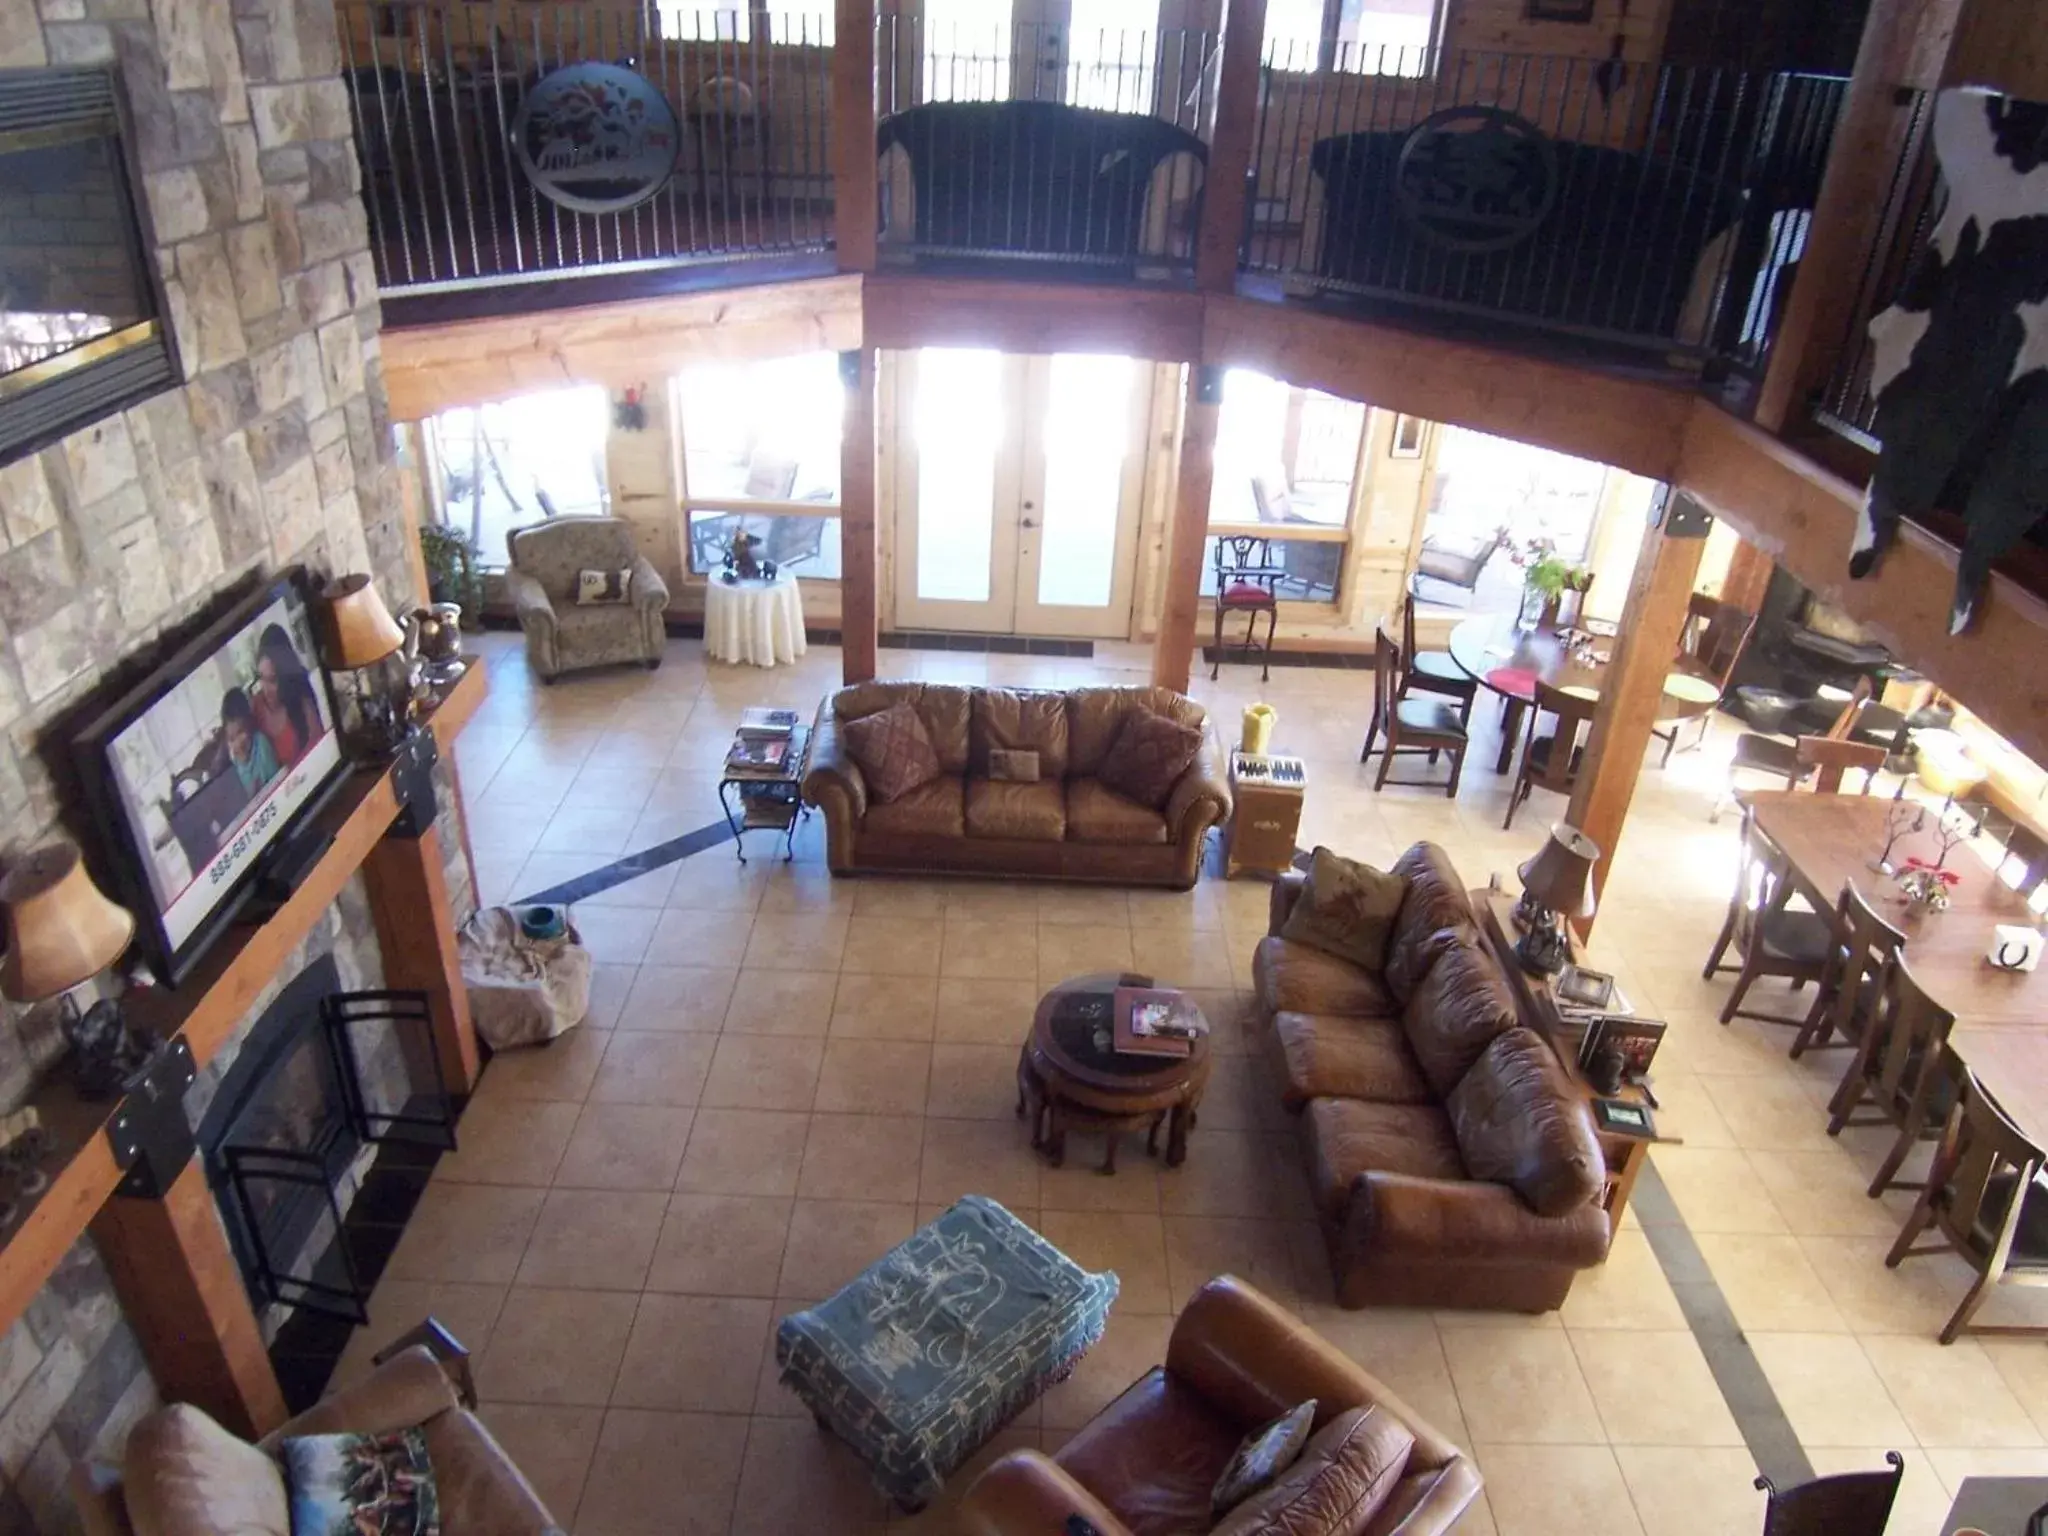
[704,572,806,667]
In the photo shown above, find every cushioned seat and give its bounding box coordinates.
[1758,907,1838,964]
[1410,650,1469,687]
[966,777,1067,841]
[1392,698,1467,738]
[1305,1098,1466,1220]
[863,777,966,838]
[1220,581,1276,607]
[1270,1012,1433,1110]
[1051,1369,1244,1536]
[1253,937,1397,1017]
[1066,778,1168,845]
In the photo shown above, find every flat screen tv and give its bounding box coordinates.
[75,571,349,986]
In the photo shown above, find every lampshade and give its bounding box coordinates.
[322,573,405,668]
[1517,823,1600,921]
[0,843,135,1002]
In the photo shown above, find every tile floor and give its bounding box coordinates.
[331,629,2048,1535]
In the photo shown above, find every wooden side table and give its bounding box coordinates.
[1225,752,1306,878]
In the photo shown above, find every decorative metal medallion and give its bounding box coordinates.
[1393,105,1559,253]
[511,63,680,216]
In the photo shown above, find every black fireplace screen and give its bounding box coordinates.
[0,68,179,465]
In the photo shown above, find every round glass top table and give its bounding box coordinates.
[1446,611,1721,773]
[1022,972,1211,1173]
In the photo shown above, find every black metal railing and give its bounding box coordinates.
[873,10,1216,275]
[339,2,834,292]
[1243,42,1847,359]
[1812,87,1939,448]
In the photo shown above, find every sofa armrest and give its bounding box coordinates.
[1269,870,1309,936]
[629,554,669,613]
[801,696,867,822]
[1346,1172,1612,1271]
[420,1408,562,1534]
[959,1449,1134,1536]
[1164,721,1231,842]
[505,568,555,631]
[258,1346,461,1449]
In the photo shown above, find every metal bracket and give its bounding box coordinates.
[1659,492,1716,539]
[388,728,441,840]
[106,1037,198,1199]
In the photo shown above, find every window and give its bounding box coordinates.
[1203,368,1364,603]
[1412,425,1609,610]
[1264,0,1442,75]
[923,0,1014,102]
[676,352,845,580]
[1066,0,1160,113]
[655,1,833,45]
[425,386,610,570]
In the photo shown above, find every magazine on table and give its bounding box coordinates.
[726,735,792,772]
[738,706,800,739]
[1111,985,1206,1058]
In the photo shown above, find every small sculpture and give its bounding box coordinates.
[1869,790,1926,876]
[62,995,163,1101]
[725,532,763,581]
[1897,858,1960,912]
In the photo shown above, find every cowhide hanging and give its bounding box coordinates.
[1853,87,2048,634]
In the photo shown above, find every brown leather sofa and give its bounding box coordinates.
[959,1275,1480,1535]
[802,682,1231,887]
[1256,843,1612,1312]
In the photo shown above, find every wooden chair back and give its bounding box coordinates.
[1372,627,1403,714]
[1755,1453,1904,1536]
[1867,952,1956,1117]
[1678,594,1758,689]
[1400,591,1422,666]
[1926,1066,2047,1279]
[1213,535,1280,604]
[1520,681,1599,799]
[1822,675,1876,740]
[1796,736,1887,794]
[1801,883,1907,1055]
[1726,809,1795,951]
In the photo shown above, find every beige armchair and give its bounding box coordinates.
[506,515,669,681]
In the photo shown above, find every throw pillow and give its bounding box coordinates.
[1281,847,1410,973]
[842,700,943,804]
[988,747,1041,783]
[1209,1404,1417,1536]
[1211,1398,1318,1517]
[1096,709,1203,809]
[279,1428,440,1536]
[575,568,632,605]
[122,1403,290,1536]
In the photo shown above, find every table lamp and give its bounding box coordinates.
[321,573,412,756]
[1513,823,1600,976]
[0,843,158,1099]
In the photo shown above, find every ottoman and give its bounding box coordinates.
[774,1195,1119,1509]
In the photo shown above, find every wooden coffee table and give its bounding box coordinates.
[1017,972,1211,1174]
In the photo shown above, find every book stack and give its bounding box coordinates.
[726,708,801,777]
[1111,986,1208,1059]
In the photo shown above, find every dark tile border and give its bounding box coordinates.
[517,817,739,907]
[1200,645,1373,671]
[880,631,1094,657]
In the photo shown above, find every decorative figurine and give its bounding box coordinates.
[724,531,764,581]
[1898,858,1960,912]
[62,993,163,1100]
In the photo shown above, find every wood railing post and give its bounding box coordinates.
[1153,365,1222,692]
[831,0,879,273]
[840,348,880,683]
[363,822,479,1095]
[1193,0,1267,293]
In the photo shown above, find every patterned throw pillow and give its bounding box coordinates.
[576,568,632,605]
[1095,710,1203,809]
[1211,1398,1318,1517]
[1281,846,1410,972]
[280,1427,440,1536]
[988,748,1041,783]
[843,700,944,804]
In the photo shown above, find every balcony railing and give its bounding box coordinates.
[339,1,834,293]
[1242,43,1847,360]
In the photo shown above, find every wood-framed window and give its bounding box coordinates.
[1262,0,1447,76]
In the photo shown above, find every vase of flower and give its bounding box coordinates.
[1511,538,1593,633]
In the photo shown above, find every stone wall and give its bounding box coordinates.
[0,0,437,1525]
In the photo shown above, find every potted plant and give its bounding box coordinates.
[1511,537,1593,631]
[419,523,482,626]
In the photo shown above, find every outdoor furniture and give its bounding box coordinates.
[1756,1452,1905,1536]
[1210,534,1283,680]
[1888,1062,2048,1343]
[1411,528,1506,600]
[1702,807,1838,1029]
[1361,628,1470,797]
[1402,591,1479,719]
[1653,593,1757,764]
[774,1195,1118,1510]
[506,515,669,682]
[1504,679,1598,831]
[1827,952,1959,1196]
[1789,882,1907,1059]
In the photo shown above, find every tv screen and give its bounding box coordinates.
[77,572,348,985]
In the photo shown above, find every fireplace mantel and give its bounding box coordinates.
[0,658,488,1435]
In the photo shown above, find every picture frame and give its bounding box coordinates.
[1556,963,1616,1009]
[1390,414,1427,458]
[1579,1017,1667,1081]
[1524,0,1597,20]
[1592,1097,1656,1138]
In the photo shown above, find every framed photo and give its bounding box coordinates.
[1581,1017,1667,1081]
[1593,1098,1656,1138]
[1525,0,1597,20]
[1390,414,1426,458]
[1556,964,1615,1009]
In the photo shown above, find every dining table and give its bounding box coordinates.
[1447,612,1721,773]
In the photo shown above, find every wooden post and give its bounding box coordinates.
[1153,366,1221,692]
[1719,536,1775,616]
[1564,494,1709,924]
[92,1161,288,1439]
[840,349,880,684]
[831,0,878,273]
[363,825,480,1095]
[1193,0,1267,293]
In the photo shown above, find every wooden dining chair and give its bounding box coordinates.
[1825,952,1958,1196]
[1755,1453,1904,1536]
[1360,627,1470,798]
[1702,807,1839,1027]
[1715,676,1873,821]
[1796,736,1888,795]
[1653,594,1757,766]
[1210,534,1282,681]
[1503,681,1598,831]
[1789,883,1907,1060]
[1400,592,1478,720]
[1887,1064,2048,1344]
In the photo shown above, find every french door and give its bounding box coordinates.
[891,348,1150,638]
[918,0,1166,112]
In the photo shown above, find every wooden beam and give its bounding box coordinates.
[379,276,866,420]
[1194,0,1267,292]
[1202,297,1692,480]
[363,826,479,1095]
[862,274,1203,362]
[92,1161,287,1439]
[830,0,878,272]
[1943,0,2048,96]
[1719,536,1775,615]
[840,349,879,684]
[1154,367,1220,692]
[1565,496,1708,921]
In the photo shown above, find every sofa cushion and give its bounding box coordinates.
[278,1427,438,1535]
[972,688,1070,779]
[1271,1013,1433,1110]
[843,700,943,804]
[1097,709,1204,809]
[966,777,1067,841]
[1384,842,1477,1005]
[1209,1404,1416,1536]
[1067,778,1169,845]
[1254,938,1397,1018]
[1211,1398,1318,1516]
[912,684,974,774]
[861,776,965,838]
[1305,1099,1466,1221]
[1280,847,1409,972]
[1054,1366,1244,1536]
[123,1403,290,1536]
[1067,686,1206,776]
[1447,1028,1605,1218]
[1399,937,1520,1099]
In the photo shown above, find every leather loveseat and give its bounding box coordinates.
[959,1275,1480,1535]
[802,682,1231,887]
[1256,843,1612,1312]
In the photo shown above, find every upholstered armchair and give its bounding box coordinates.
[505,516,669,681]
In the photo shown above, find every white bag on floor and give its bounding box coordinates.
[458,905,592,1049]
